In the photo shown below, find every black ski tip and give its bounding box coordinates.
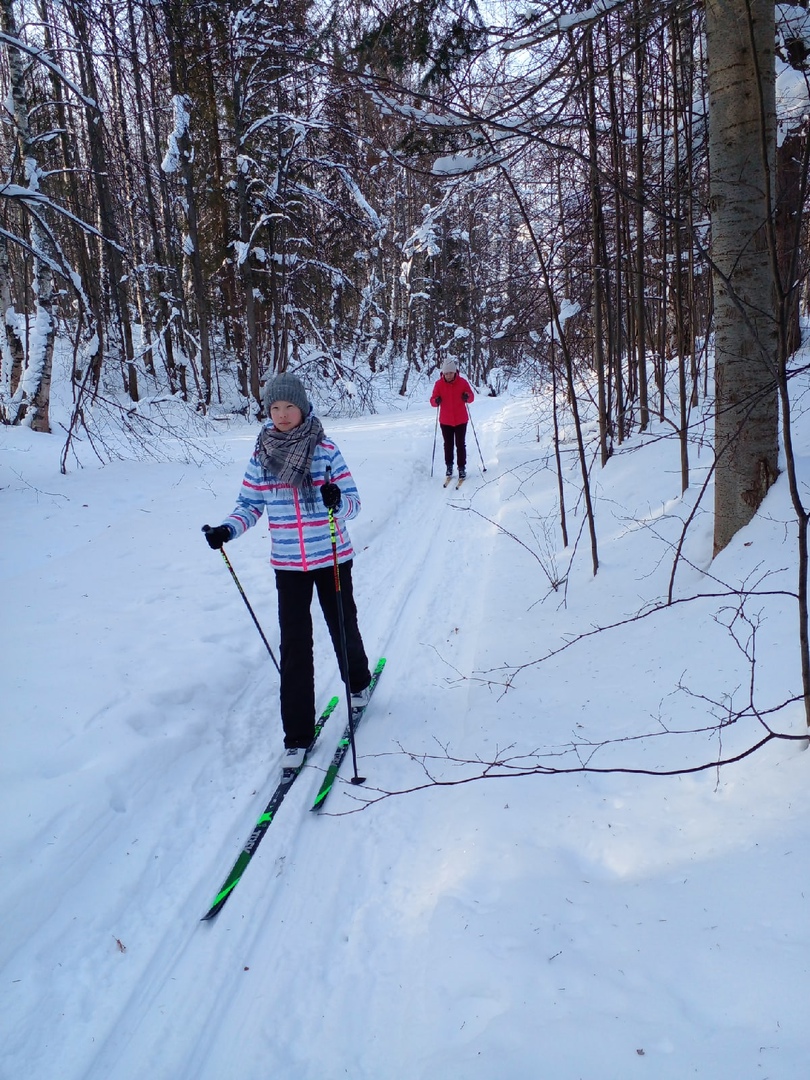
[350,775,367,786]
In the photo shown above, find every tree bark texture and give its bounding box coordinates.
[708,0,779,555]
[0,0,55,431]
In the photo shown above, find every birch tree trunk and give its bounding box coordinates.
[0,230,25,401]
[0,0,55,432]
[708,0,779,555]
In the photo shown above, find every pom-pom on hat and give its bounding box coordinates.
[263,371,311,416]
[441,357,458,374]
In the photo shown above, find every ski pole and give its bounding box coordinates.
[430,406,439,477]
[202,526,280,673]
[325,469,365,786]
[466,405,486,473]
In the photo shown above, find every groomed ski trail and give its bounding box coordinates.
[62,397,515,1080]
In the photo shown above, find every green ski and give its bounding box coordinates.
[202,694,339,920]
[311,657,386,812]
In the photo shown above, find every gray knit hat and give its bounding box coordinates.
[441,357,458,374]
[262,371,311,416]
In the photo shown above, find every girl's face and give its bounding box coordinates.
[443,371,457,382]
[270,400,304,431]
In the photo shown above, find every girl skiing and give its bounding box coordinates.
[202,372,372,771]
[430,357,475,480]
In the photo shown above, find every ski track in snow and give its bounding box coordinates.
[0,401,504,1080]
[3,393,810,1080]
[79,404,510,1080]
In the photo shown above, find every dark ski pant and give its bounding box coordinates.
[275,561,371,749]
[441,422,468,472]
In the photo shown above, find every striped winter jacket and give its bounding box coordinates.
[221,423,360,571]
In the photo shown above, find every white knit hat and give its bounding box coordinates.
[441,357,458,374]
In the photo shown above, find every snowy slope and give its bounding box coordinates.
[1,389,809,1080]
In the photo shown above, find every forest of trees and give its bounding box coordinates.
[1,1,808,547]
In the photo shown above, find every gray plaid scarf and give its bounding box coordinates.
[255,414,325,511]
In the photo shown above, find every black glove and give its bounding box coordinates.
[462,392,469,402]
[202,524,232,549]
[321,482,342,511]
[435,396,442,405]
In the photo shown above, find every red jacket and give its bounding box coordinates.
[430,373,475,427]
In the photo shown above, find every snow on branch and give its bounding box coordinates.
[0,184,124,255]
[242,112,328,144]
[0,31,96,108]
[502,0,628,52]
[336,166,383,233]
[776,3,810,141]
[161,95,191,174]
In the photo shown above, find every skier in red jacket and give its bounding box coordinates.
[430,357,475,480]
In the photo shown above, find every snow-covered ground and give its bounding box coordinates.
[2,374,809,1079]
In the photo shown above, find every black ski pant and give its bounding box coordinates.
[441,422,468,472]
[275,561,371,749]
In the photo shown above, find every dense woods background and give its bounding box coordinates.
[4,12,810,1069]
[1,1,808,548]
